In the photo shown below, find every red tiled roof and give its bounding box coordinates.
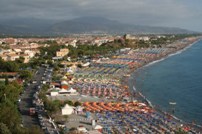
[0,72,18,76]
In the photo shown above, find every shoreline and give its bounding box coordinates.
[68,36,202,133]
[135,39,200,72]
[129,38,202,130]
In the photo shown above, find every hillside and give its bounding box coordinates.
[0,17,195,36]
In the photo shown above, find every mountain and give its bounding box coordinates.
[50,16,124,34]
[50,16,194,35]
[0,17,196,36]
[0,18,57,36]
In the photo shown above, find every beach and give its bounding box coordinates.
[132,38,202,131]
[57,36,202,133]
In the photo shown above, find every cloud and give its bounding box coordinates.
[0,0,201,31]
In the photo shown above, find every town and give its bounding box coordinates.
[0,34,201,134]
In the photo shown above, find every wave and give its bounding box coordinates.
[133,86,136,91]
[133,86,154,108]
[168,41,198,57]
[144,58,166,67]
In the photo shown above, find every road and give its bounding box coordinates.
[19,66,45,127]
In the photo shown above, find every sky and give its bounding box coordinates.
[0,0,202,31]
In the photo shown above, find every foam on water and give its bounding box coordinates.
[145,40,199,68]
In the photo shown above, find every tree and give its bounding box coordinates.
[5,61,19,72]
[0,59,19,72]
[44,99,61,115]
[64,100,73,106]
[47,60,53,66]
[15,56,25,64]
[5,76,9,85]
[0,81,25,134]
[19,70,33,80]
[77,64,82,68]
[0,122,11,134]
[27,125,44,134]
[74,101,81,107]
[0,101,22,133]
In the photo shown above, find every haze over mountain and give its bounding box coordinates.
[0,18,56,35]
[1,0,202,32]
[0,17,195,36]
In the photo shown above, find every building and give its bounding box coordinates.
[0,72,18,81]
[61,80,68,89]
[4,38,16,44]
[124,34,137,40]
[94,125,103,133]
[77,126,88,133]
[139,36,150,41]
[7,54,19,61]
[1,55,8,61]
[13,49,22,54]
[20,54,31,63]
[70,40,77,47]
[61,104,74,115]
[24,50,35,58]
[56,48,69,57]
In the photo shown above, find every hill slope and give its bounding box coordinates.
[0,17,195,36]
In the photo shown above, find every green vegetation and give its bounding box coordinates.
[0,74,41,134]
[28,34,195,69]
[0,122,11,134]
[40,45,62,59]
[38,85,61,115]
[0,56,33,72]
[35,41,123,67]
[0,58,38,133]
[0,44,10,50]
[67,43,123,59]
[38,85,81,116]
[0,81,25,134]
[0,58,33,86]
[37,40,58,45]
[15,56,25,64]
[26,125,44,134]
[74,101,81,107]
[124,34,196,49]
[29,57,45,69]
[19,70,33,80]
[0,58,19,72]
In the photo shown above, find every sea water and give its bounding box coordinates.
[131,40,202,125]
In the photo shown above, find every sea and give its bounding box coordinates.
[130,40,202,125]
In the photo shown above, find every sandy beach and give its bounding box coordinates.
[131,38,202,129]
[129,37,202,132]
[54,36,202,133]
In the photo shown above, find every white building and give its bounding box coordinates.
[61,104,74,115]
[24,50,35,58]
[70,40,77,47]
[139,36,150,41]
[50,90,59,96]
[77,126,88,133]
[13,49,22,54]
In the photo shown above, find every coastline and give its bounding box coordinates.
[68,36,202,133]
[128,38,202,129]
[135,39,200,71]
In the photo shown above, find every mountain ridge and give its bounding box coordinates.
[0,17,196,36]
